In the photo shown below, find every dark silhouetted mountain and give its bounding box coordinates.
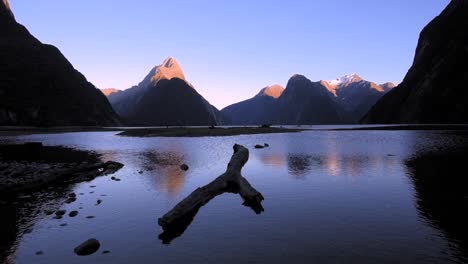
[100,88,121,97]
[0,0,120,126]
[106,57,223,126]
[277,75,346,124]
[221,85,284,125]
[362,0,468,124]
[222,74,392,125]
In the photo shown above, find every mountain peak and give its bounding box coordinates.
[256,84,285,99]
[1,0,15,19]
[151,57,185,83]
[326,74,362,88]
[100,88,121,97]
[380,82,396,91]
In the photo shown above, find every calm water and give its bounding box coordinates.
[1,129,468,263]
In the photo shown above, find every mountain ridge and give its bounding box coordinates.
[0,0,121,126]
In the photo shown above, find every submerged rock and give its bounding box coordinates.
[69,211,78,217]
[180,164,189,171]
[74,239,101,256]
[55,210,66,216]
[254,144,265,149]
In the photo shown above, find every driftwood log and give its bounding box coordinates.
[158,144,264,243]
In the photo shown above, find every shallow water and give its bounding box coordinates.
[1,129,468,263]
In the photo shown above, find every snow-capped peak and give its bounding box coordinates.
[326,74,362,88]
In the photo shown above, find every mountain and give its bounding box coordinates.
[276,75,346,124]
[326,74,394,122]
[100,88,121,97]
[222,74,393,125]
[221,85,284,125]
[362,0,468,124]
[106,57,223,126]
[0,0,120,126]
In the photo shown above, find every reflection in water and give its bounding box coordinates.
[259,154,286,168]
[0,187,73,263]
[284,153,392,180]
[406,148,468,263]
[287,155,318,178]
[139,151,186,197]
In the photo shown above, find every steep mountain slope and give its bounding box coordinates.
[221,85,284,125]
[0,0,120,126]
[362,0,468,124]
[106,57,222,126]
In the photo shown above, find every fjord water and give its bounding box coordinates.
[1,129,468,263]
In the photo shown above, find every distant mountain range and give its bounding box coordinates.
[222,74,394,125]
[2,0,463,127]
[0,0,120,126]
[362,0,468,124]
[101,57,223,126]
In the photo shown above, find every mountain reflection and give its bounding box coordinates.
[139,151,187,197]
[282,153,392,179]
[259,153,286,168]
[406,148,468,263]
[287,155,317,178]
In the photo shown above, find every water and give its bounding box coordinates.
[1,129,468,263]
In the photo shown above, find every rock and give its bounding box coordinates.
[90,185,96,188]
[60,223,67,227]
[35,250,44,255]
[96,200,102,205]
[138,170,143,174]
[68,193,77,198]
[264,143,269,147]
[74,239,101,256]
[69,211,78,217]
[66,197,77,204]
[44,210,55,215]
[86,216,95,219]
[53,215,63,220]
[180,164,189,171]
[254,144,265,149]
[102,250,110,254]
[55,210,66,216]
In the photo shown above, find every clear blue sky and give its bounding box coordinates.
[10,0,448,109]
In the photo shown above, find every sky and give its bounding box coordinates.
[10,0,449,109]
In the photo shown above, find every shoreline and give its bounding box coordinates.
[0,143,123,196]
[0,124,468,138]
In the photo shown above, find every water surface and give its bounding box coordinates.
[1,129,467,263]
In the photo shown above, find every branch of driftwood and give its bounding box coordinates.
[158,144,264,244]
